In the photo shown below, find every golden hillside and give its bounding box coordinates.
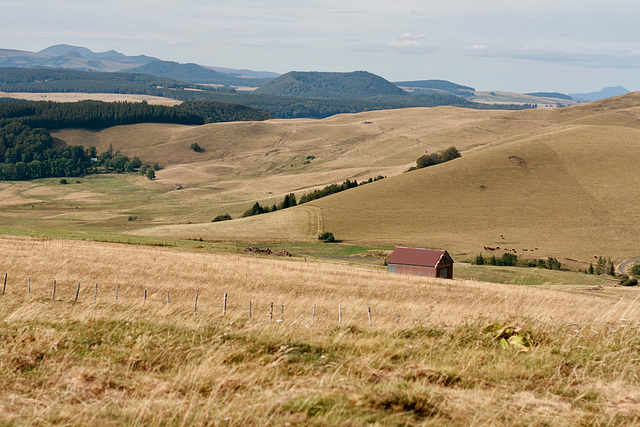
[132,93,640,266]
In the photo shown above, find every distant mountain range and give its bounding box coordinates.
[0,45,157,72]
[0,45,278,84]
[0,44,631,107]
[569,86,629,102]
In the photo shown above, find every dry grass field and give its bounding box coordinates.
[1,235,640,425]
[4,87,640,425]
[1,93,638,267]
[128,93,640,268]
[0,91,181,105]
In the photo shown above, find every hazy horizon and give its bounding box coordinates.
[2,0,638,94]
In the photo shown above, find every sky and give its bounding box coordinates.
[2,0,639,93]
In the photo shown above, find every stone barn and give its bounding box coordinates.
[387,246,454,279]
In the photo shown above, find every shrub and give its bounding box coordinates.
[190,142,204,153]
[146,169,155,180]
[619,275,638,287]
[128,216,138,221]
[546,257,561,270]
[631,263,640,276]
[212,213,232,222]
[59,178,68,184]
[409,146,461,172]
[318,232,335,242]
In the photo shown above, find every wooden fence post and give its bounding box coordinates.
[166,291,170,308]
[270,302,273,323]
[396,314,400,325]
[368,307,372,327]
[281,304,284,321]
[223,293,227,316]
[27,276,30,295]
[194,293,198,315]
[2,273,6,295]
[249,300,252,318]
[94,283,97,302]
[143,289,147,305]
[339,303,342,326]
[115,285,119,303]
[313,303,316,325]
[74,282,80,302]
[51,280,56,301]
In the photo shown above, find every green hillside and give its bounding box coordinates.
[254,71,407,99]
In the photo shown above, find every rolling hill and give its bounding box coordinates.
[127,60,271,87]
[125,93,640,267]
[254,71,407,99]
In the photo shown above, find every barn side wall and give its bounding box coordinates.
[388,264,437,277]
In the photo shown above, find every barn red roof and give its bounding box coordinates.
[387,247,447,267]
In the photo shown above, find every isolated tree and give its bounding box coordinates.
[318,232,335,242]
[146,169,155,180]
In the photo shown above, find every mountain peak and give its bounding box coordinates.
[39,44,95,57]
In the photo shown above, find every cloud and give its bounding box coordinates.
[466,46,640,69]
[397,32,428,40]
[389,40,420,47]
[385,33,434,55]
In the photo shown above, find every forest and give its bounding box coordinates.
[0,68,531,120]
[0,121,91,179]
[0,68,234,97]
[0,100,204,129]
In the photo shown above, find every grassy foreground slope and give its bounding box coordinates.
[1,235,640,425]
[134,93,640,266]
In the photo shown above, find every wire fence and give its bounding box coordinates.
[1,273,412,328]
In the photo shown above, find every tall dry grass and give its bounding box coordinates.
[1,235,638,327]
[2,236,640,425]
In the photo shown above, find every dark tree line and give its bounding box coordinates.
[239,176,386,220]
[299,179,361,204]
[242,193,298,218]
[0,100,204,130]
[177,100,275,123]
[0,68,235,97]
